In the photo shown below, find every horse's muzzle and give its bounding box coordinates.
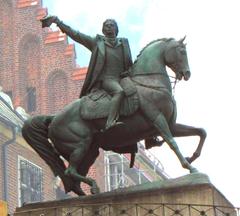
[177,70,191,81]
[183,70,191,81]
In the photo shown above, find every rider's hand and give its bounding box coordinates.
[40,15,59,28]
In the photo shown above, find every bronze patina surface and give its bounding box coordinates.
[22,16,206,196]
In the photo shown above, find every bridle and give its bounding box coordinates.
[164,44,186,93]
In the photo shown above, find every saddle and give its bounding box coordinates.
[80,77,139,120]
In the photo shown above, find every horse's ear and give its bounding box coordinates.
[179,35,186,44]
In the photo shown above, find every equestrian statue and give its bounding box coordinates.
[22,16,206,196]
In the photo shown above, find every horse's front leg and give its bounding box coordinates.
[153,113,198,173]
[170,123,207,163]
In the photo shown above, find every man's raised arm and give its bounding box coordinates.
[41,15,95,51]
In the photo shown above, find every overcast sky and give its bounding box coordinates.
[43,0,240,207]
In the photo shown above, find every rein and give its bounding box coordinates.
[131,73,179,92]
[131,78,167,91]
[172,77,179,93]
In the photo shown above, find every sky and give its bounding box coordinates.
[43,0,240,207]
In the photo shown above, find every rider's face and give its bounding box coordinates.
[103,21,117,38]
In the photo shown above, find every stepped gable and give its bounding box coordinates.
[0,0,88,115]
[0,1,91,214]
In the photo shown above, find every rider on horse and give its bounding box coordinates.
[42,15,161,147]
[22,31,206,196]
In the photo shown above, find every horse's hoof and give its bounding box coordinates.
[190,167,198,173]
[72,186,86,196]
[185,157,193,164]
[90,182,100,194]
[91,186,100,195]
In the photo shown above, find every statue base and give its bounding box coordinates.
[14,173,236,216]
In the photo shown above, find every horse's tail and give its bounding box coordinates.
[22,115,56,171]
[21,115,75,193]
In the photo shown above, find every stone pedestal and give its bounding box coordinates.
[14,173,236,216]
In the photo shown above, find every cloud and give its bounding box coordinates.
[45,0,152,34]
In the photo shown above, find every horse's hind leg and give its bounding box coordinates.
[153,113,198,173]
[170,123,207,163]
[63,122,100,194]
[22,116,85,196]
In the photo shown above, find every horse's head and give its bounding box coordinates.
[164,37,191,81]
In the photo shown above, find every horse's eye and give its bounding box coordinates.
[179,48,186,54]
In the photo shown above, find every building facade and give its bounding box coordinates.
[0,0,96,213]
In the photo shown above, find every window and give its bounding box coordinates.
[104,151,153,192]
[26,87,36,112]
[104,153,129,191]
[109,162,123,190]
[18,157,43,206]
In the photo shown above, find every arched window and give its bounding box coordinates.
[18,35,40,113]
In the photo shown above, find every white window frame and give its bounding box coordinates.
[17,156,43,207]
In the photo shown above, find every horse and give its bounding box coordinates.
[22,37,206,196]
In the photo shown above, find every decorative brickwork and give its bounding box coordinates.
[72,67,88,81]
[17,0,39,8]
[47,70,68,114]
[0,0,86,113]
[0,0,98,214]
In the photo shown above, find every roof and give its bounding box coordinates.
[0,96,24,128]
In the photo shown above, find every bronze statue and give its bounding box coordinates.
[42,16,132,130]
[22,23,206,195]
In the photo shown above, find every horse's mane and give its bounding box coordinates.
[133,37,174,64]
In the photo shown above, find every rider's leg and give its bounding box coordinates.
[102,79,124,129]
[153,113,198,173]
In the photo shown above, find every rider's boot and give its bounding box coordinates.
[145,136,165,149]
[105,91,124,130]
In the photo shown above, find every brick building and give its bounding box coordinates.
[0,0,87,114]
[0,0,98,213]
[0,0,167,214]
